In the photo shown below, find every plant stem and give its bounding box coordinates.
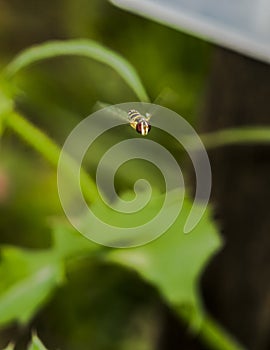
[4,39,150,103]
[5,111,98,202]
[178,308,245,350]
[201,127,270,149]
[199,314,246,350]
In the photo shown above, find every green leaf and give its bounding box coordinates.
[0,246,64,326]
[107,193,222,326]
[27,333,48,350]
[79,188,169,247]
[51,221,102,259]
[4,39,149,102]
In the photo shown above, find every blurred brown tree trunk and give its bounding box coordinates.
[160,47,270,350]
[201,48,270,350]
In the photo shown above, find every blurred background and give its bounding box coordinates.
[0,0,270,349]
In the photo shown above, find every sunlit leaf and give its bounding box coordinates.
[27,333,48,350]
[0,246,64,326]
[107,192,222,326]
[0,224,101,328]
[4,39,149,102]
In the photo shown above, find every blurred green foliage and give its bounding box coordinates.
[27,333,48,350]
[0,1,237,350]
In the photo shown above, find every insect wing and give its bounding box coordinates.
[105,105,128,122]
[145,112,152,121]
[95,102,128,122]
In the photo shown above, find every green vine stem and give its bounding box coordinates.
[4,40,150,103]
[201,127,270,149]
[199,314,245,350]
[177,306,245,350]
[198,315,245,350]
[5,111,98,203]
[169,126,270,152]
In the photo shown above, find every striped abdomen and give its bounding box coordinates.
[128,109,142,122]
